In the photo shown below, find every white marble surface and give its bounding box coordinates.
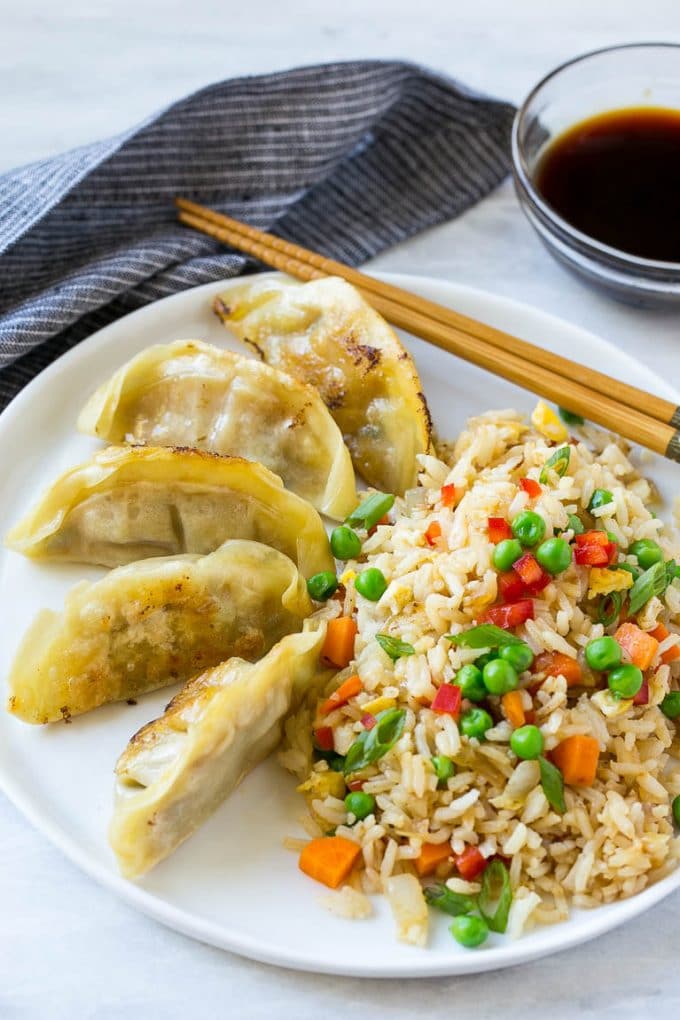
[2,2,680,1016]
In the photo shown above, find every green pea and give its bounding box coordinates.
[492,539,523,572]
[608,663,643,699]
[511,510,546,548]
[661,692,680,720]
[588,489,613,513]
[330,525,362,561]
[449,914,489,948]
[456,664,487,703]
[460,707,494,741]
[510,724,544,760]
[482,658,519,695]
[535,537,572,575]
[673,795,680,828]
[474,652,496,669]
[344,791,376,821]
[567,513,585,535]
[354,567,387,602]
[431,755,455,787]
[499,641,534,672]
[585,636,622,672]
[307,571,338,601]
[629,539,664,570]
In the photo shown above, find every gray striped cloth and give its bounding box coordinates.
[0,60,515,409]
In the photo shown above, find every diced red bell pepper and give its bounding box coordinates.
[431,683,462,718]
[454,845,487,881]
[633,679,650,706]
[483,599,535,630]
[425,521,442,546]
[520,477,542,499]
[488,517,512,544]
[347,779,364,792]
[361,712,377,730]
[512,552,551,594]
[314,726,334,751]
[574,532,611,566]
[498,571,526,602]
[441,484,458,508]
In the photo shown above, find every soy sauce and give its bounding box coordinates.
[536,107,680,262]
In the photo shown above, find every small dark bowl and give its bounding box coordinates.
[512,43,680,307]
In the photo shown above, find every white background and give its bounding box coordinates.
[1,1,680,1016]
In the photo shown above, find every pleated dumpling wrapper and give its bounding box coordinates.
[5,445,333,577]
[7,540,312,724]
[213,275,432,495]
[110,622,326,878]
[77,340,357,520]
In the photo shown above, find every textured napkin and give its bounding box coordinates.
[0,60,515,409]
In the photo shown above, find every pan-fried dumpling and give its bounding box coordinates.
[214,275,432,494]
[7,540,312,724]
[77,340,357,520]
[109,623,326,877]
[5,445,333,576]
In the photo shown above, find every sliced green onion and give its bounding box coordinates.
[375,633,415,661]
[424,883,477,917]
[478,860,513,934]
[539,755,566,814]
[539,446,571,484]
[666,559,679,585]
[346,492,395,530]
[597,591,623,626]
[343,708,406,774]
[628,561,669,616]
[567,514,585,535]
[558,407,585,426]
[446,625,522,649]
[615,562,641,581]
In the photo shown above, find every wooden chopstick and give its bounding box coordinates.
[175,199,680,464]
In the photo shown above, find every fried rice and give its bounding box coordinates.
[280,408,680,942]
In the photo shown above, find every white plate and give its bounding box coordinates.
[0,273,678,978]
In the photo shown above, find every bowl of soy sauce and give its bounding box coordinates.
[512,43,680,306]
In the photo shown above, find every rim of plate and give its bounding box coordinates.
[0,271,678,978]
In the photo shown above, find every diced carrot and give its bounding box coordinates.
[551,735,600,787]
[454,845,487,880]
[414,842,453,877]
[488,517,512,544]
[425,521,442,546]
[313,726,334,751]
[299,836,362,888]
[501,690,526,728]
[524,709,536,724]
[534,651,582,687]
[441,484,458,507]
[614,622,659,671]
[367,514,390,537]
[650,623,680,664]
[520,477,542,499]
[319,673,362,715]
[321,617,358,668]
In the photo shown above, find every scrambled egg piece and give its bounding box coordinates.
[587,567,633,600]
[362,695,397,715]
[531,401,569,443]
[592,689,634,718]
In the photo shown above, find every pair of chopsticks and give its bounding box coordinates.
[175,197,680,464]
